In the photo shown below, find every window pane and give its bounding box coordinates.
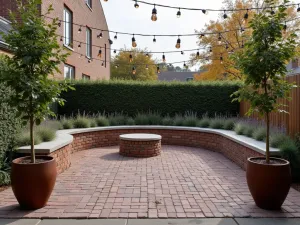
[64,65,75,80]
[86,28,92,57]
[86,0,92,8]
[63,7,72,46]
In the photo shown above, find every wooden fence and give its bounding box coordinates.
[240,73,300,136]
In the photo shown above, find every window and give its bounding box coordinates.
[86,27,92,58]
[64,64,75,80]
[63,7,73,47]
[82,74,90,80]
[86,0,92,8]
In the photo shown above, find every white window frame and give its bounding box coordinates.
[86,27,92,58]
[64,64,75,80]
[86,0,92,9]
[63,7,73,47]
[82,74,90,80]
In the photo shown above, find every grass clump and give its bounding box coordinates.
[223,118,236,130]
[135,113,150,125]
[126,117,135,125]
[209,118,225,129]
[16,132,41,146]
[96,116,110,126]
[61,119,73,129]
[173,115,184,126]
[73,116,90,128]
[234,122,247,135]
[89,119,97,127]
[270,133,292,148]
[35,126,56,142]
[162,116,173,126]
[182,116,198,127]
[109,114,127,126]
[197,117,210,128]
[252,127,267,141]
[147,112,162,125]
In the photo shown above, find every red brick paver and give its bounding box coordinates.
[0,146,300,218]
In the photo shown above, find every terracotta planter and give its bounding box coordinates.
[11,156,57,209]
[246,157,291,210]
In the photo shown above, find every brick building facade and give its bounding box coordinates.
[0,0,110,80]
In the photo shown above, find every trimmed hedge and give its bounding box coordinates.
[59,80,241,117]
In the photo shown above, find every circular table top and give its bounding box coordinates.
[119,133,162,141]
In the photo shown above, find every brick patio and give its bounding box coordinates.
[0,145,300,219]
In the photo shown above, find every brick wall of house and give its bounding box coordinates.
[0,0,111,80]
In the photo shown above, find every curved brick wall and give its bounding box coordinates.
[43,128,265,174]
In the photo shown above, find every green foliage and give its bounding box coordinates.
[35,126,56,142]
[173,115,185,126]
[252,127,267,141]
[162,116,174,126]
[108,114,127,126]
[16,132,42,146]
[61,119,73,129]
[223,118,236,130]
[111,48,158,81]
[197,117,211,128]
[147,112,162,125]
[270,133,292,148]
[126,117,135,125]
[209,118,225,129]
[134,113,150,125]
[234,122,247,135]
[96,116,110,127]
[89,119,97,128]
[0,0,73,162]
[59,80,241,117]
[73,116,90,128]
[231,0,298,161]
[182,116,198,127]
[245,126,255,137]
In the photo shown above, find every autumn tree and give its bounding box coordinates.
[111,48,158,81]
[192,0,300,81]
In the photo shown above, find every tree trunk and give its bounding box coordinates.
[266,112,270,164]
[30,115,35,163]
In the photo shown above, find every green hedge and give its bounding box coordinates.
[59,80,241,117]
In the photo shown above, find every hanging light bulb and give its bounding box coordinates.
[270,7,275,15]
[157,66,160,74]
[244,9,249,20]
[209,47,212,52]
[200,33,205,38]
[78,54,82,59]
[151,5,157,21]
[113,49,117,54]
[60,36,63,42]
[183,62,187,68]
[115,64,119,68]
[103,0,108,2]
[176,36,181,49]
[132,35,137,48]
[129,53,133,63]
[196,51,200,58]
[146,53,149,57]
[78,26,82,33]
[153,35,156,43]
[101,62,104,67]
[114,33,118,40]
[220,55,223,64]
[298,4,300,12]
[78,43,81,49]
[88,59,92,63]
[241,41,244,48]
[146,65,149,70]
[162,53,166,62]
[177,8,181,18]
[202,9,207,15]
[98,49,102,58]
[58,21,61,27]
[97,31,103,39]
[181,51,184,55]
[225,44,229,50]
[218,33,222,45]
[205,56,209,61]
[132,66,136,75]
[223,11,228,19]
[134,0,139,8]
[240,27,245,33]
[283,22,287,34]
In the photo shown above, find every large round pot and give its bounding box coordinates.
[246,157,291,210]
[11,156,57,209]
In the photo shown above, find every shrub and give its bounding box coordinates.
[61,119,73,129]
[16,132,42,147]
[147,112,162,125]
[197,117,210,128]
[182,116,198,127]
[73,116,90,128]
[223,119,236,130]
[126,117,135,125]
[162,116,174,126]
[270,133,291,148]
[135,113,150,125]
[244,126,255,137]
[109,114,127,126]
[59,80,241,117]
[209,118,225,129]
[96,116,110,126]
[35,126,56,142]
[234,122,247,135]
[89,119,97,128]
[173,115,184,126]
[252,127,267,141]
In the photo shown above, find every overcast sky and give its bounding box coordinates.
[102,0,224,71]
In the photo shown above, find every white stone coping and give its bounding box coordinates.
[120,133,162,141]
[17,126,280,156]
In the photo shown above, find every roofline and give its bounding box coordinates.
[97,0,110,40]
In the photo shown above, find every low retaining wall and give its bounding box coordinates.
[18,126,279,174]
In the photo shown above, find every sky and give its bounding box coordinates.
[101,0,224,71]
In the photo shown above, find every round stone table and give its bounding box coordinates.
[119,133,162,158]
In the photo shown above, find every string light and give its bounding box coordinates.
[129,53,133,62]
[78,43,81,49]
[283,22,287,34]
[146,53,149,57]
[218,33,222,44]
[132,34,137,47]
[220,54,223,64]
[157,66,160,74]
[270,7,275,15]
[78,26,82,33]
[114,33,118,40]
[176,36,181,49]
[88,59,92,63]
[183,61,187,68]
[98,49,102,57]
[244,9,249,20]
[151,4,158,21]
[223,10,228,19]
[132,66,136,75]
[114,49,117,54]
[97,31,103,38]
[209,47,212,52]
[115,64,119,68]
[134,0,139,8]
[181,51,184,55]
[58,21,61,27]
[146,65,149,70]
[196,50,200,58]
[200,33,205,38]
[101,62,104,67]
[225,44,229,50]
[177,8,181,18]
[162,53,166,62]
[241,41,244,48]
[202,9,207,14]
[153,35,156,43]
[60,36,63,42]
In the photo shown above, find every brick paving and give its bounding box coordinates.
[0,145,300,219]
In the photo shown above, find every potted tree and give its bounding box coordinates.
[0,0,72,209]
[232,0,297,210]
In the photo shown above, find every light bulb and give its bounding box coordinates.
[162,53,166,62]
[202,9,207,15]
[101,62,104,67]
[218,33,222,45]
[60,36,63,42]
[98,31,103,39]
[132,36,137,48]
[132,67,136,75]
[78,26,82,33]
[78,43,81,49]
[157,66,160,74]
[283,23,287,34]
[115,64,119,68]
[209,47,212,52]
[134,0,139,8]
[196,51,200,58]
[244,9,249,20]
[58,21,61,27]
[271,8,275,15]
[223,11,228,19]
[114,33,118,40]
[183,62,186,67]
[98,49,102,58]
[151,5,157,21]
[146,53,149,57]
[88,59,91,63]
[181,51,184,55]
[146,65,149,70]
[176,36,181,49]
[113,49,117,54]
[220,56,223,64]
[129,54,133,63]
[177,8,181,18]
[103,0,108,2]
[153,36,156,43]
[225,44,229,50]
